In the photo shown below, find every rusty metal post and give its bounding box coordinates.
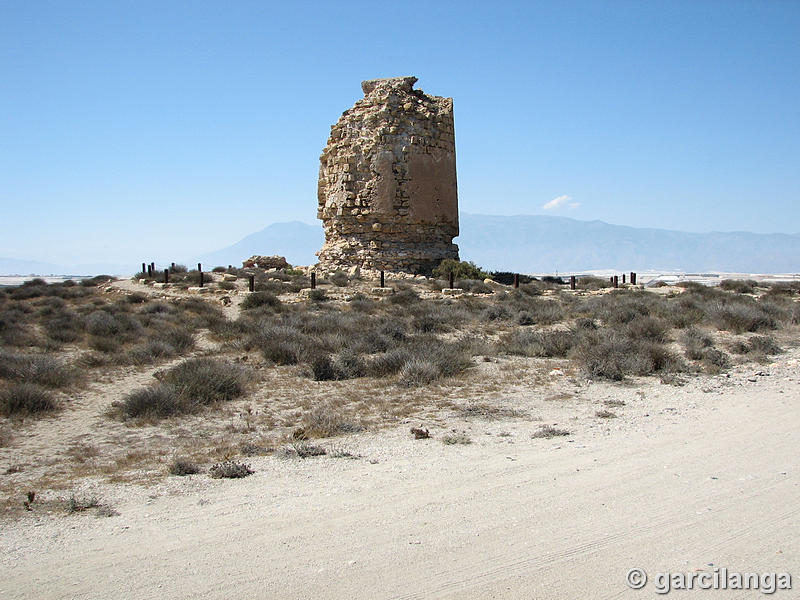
[613,275,619,288]
[197,263,201,272]
[631,272,637,285]
[150,262,155,273]
[141,262,146,275]
[164,269,169,284]
[311,273,316,289]
[380,270,385,288]
[449,272,454,289]
[147,264,152,277]
[199,269,204,288]
[514,274,519,288]
[570,275,576,290]
[622,273,626,284]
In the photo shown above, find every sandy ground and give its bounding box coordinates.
[1,345,797,599]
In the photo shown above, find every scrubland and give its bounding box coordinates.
[0,268,798,518]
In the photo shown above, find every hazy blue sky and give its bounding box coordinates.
[1,0,798,265]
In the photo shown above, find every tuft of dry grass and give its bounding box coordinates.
[532,425,570,439]
[442,433,472,445]
[298,402,363,438]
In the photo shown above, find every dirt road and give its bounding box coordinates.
[2,361,798,599]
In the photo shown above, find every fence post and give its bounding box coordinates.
[147,264,152,277]
[249,275,255,292]
[631,272,637,285]
[514,274,519,289]
[570,275,576,290]
[199,269,204,288]
[164,269,169,284]
[613,275,619,288]
[622,273,626,284]
[449,272,454,289]
[141,262,146,275]
[380,270,385,288]
[311,273,316,289]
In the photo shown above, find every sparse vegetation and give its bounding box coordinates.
[1,270,798,501]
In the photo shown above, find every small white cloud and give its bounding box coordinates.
[542,194,573,210]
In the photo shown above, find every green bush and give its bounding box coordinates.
[432,259,488,281]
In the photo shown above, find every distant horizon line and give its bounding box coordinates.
[253,213,800,238]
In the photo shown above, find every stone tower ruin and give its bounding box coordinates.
[316,76,459,274]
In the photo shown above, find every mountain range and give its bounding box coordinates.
[3,214,799,276]
[198,214,800,274]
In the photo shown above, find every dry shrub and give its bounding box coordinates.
[398,359,440,387]
[700,348,731,372]
[44,311,84,343]
[115,385,182,419]
[532,425,570,439]
[311,350,367,381]
[329,271,349,287]
[708,301,777,333]
[209,460,253,479]
[501,329,576,357]
[729,335,782,357]
[572,330,684,380]
[251,325,312,365]
[126,341,177,365]
[680,327,714,360]
[299,402,363,438]
[0,383,59,416]
[89,335,121,354]
[719,279,757,294]
[158,358,247,405]
[442,433,472,445]
[241,291,281,310]
[623,315,669,343]
[0,352,75,388]
[168,459,201,476]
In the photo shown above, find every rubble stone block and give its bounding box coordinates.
[442,288,464,297]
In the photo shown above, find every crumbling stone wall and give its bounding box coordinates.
[316,76,459,274]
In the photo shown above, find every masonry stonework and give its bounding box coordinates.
[316,76,459,274]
